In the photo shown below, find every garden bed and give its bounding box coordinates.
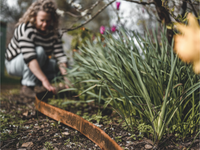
[0,85,199,150]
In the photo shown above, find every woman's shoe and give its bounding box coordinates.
[34,85,47,93]
[20,85,36,98]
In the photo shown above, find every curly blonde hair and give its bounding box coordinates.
[16,0,59,31]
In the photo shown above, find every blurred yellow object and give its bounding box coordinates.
[174,13,200,74]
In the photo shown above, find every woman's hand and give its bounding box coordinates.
[42,78,56,94]
[29,59,56,94]
[59,63,73,89]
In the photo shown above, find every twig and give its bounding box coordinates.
[1,139,16,149]
[168,11,181,22]
[61,0,116,34]
[123,0,155,5]
[64,11,82,18]
[188,0,198,18]
[90,0,101,10]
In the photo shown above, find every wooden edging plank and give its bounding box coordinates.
[35,96,123,150]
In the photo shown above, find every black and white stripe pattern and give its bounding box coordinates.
[5,22,67,64]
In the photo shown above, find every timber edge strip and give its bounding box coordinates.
[35,96,123,150]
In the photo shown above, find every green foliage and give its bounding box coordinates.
[44,141,54,150]
[67,26,200,145]
[64,138,70,145]
[138,123,154,135]
[68,27,94,50]
[0,110,26,141]
[115,136,122,142]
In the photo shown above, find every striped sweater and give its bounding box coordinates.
[5,22,67,64]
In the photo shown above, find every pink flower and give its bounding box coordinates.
[100,26,105,34]
[111,25,117,32]
[116,2,121,10]
[142,8,145,13]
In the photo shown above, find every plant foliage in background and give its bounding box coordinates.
[65,26,200,147]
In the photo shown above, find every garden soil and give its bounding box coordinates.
[0,84,199,150]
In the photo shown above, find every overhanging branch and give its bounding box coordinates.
[61,0,116,34]
[188,0,198,19]
[123,0,155,5]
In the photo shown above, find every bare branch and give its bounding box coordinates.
[61,0,116,34]
[123,0,155,5]
[188,0,198,18]
[181,0,187,18]
[90,0,101,10]
[64,11,82,18]
[168,11,181,22]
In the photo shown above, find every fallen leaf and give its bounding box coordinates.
[38,136,44,141]
[34,125,41,129]
[16,142,19,148]
[21,142,33,148]
[144,138,154,145]
[22,111,28,117]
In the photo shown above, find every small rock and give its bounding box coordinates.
[54,147,58,150]
[30,110,36,116]
[126,142,134,147]
[62,132,69,135]
[126,141,132,144]
[21,142,33,148]
[145,144,153,149]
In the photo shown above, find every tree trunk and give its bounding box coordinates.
[153,0,173,44]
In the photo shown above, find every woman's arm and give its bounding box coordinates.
[29,59,56,93]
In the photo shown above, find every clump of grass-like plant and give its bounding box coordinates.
[66,27,200,147]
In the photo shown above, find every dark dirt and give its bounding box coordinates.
[0,84,199,150]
